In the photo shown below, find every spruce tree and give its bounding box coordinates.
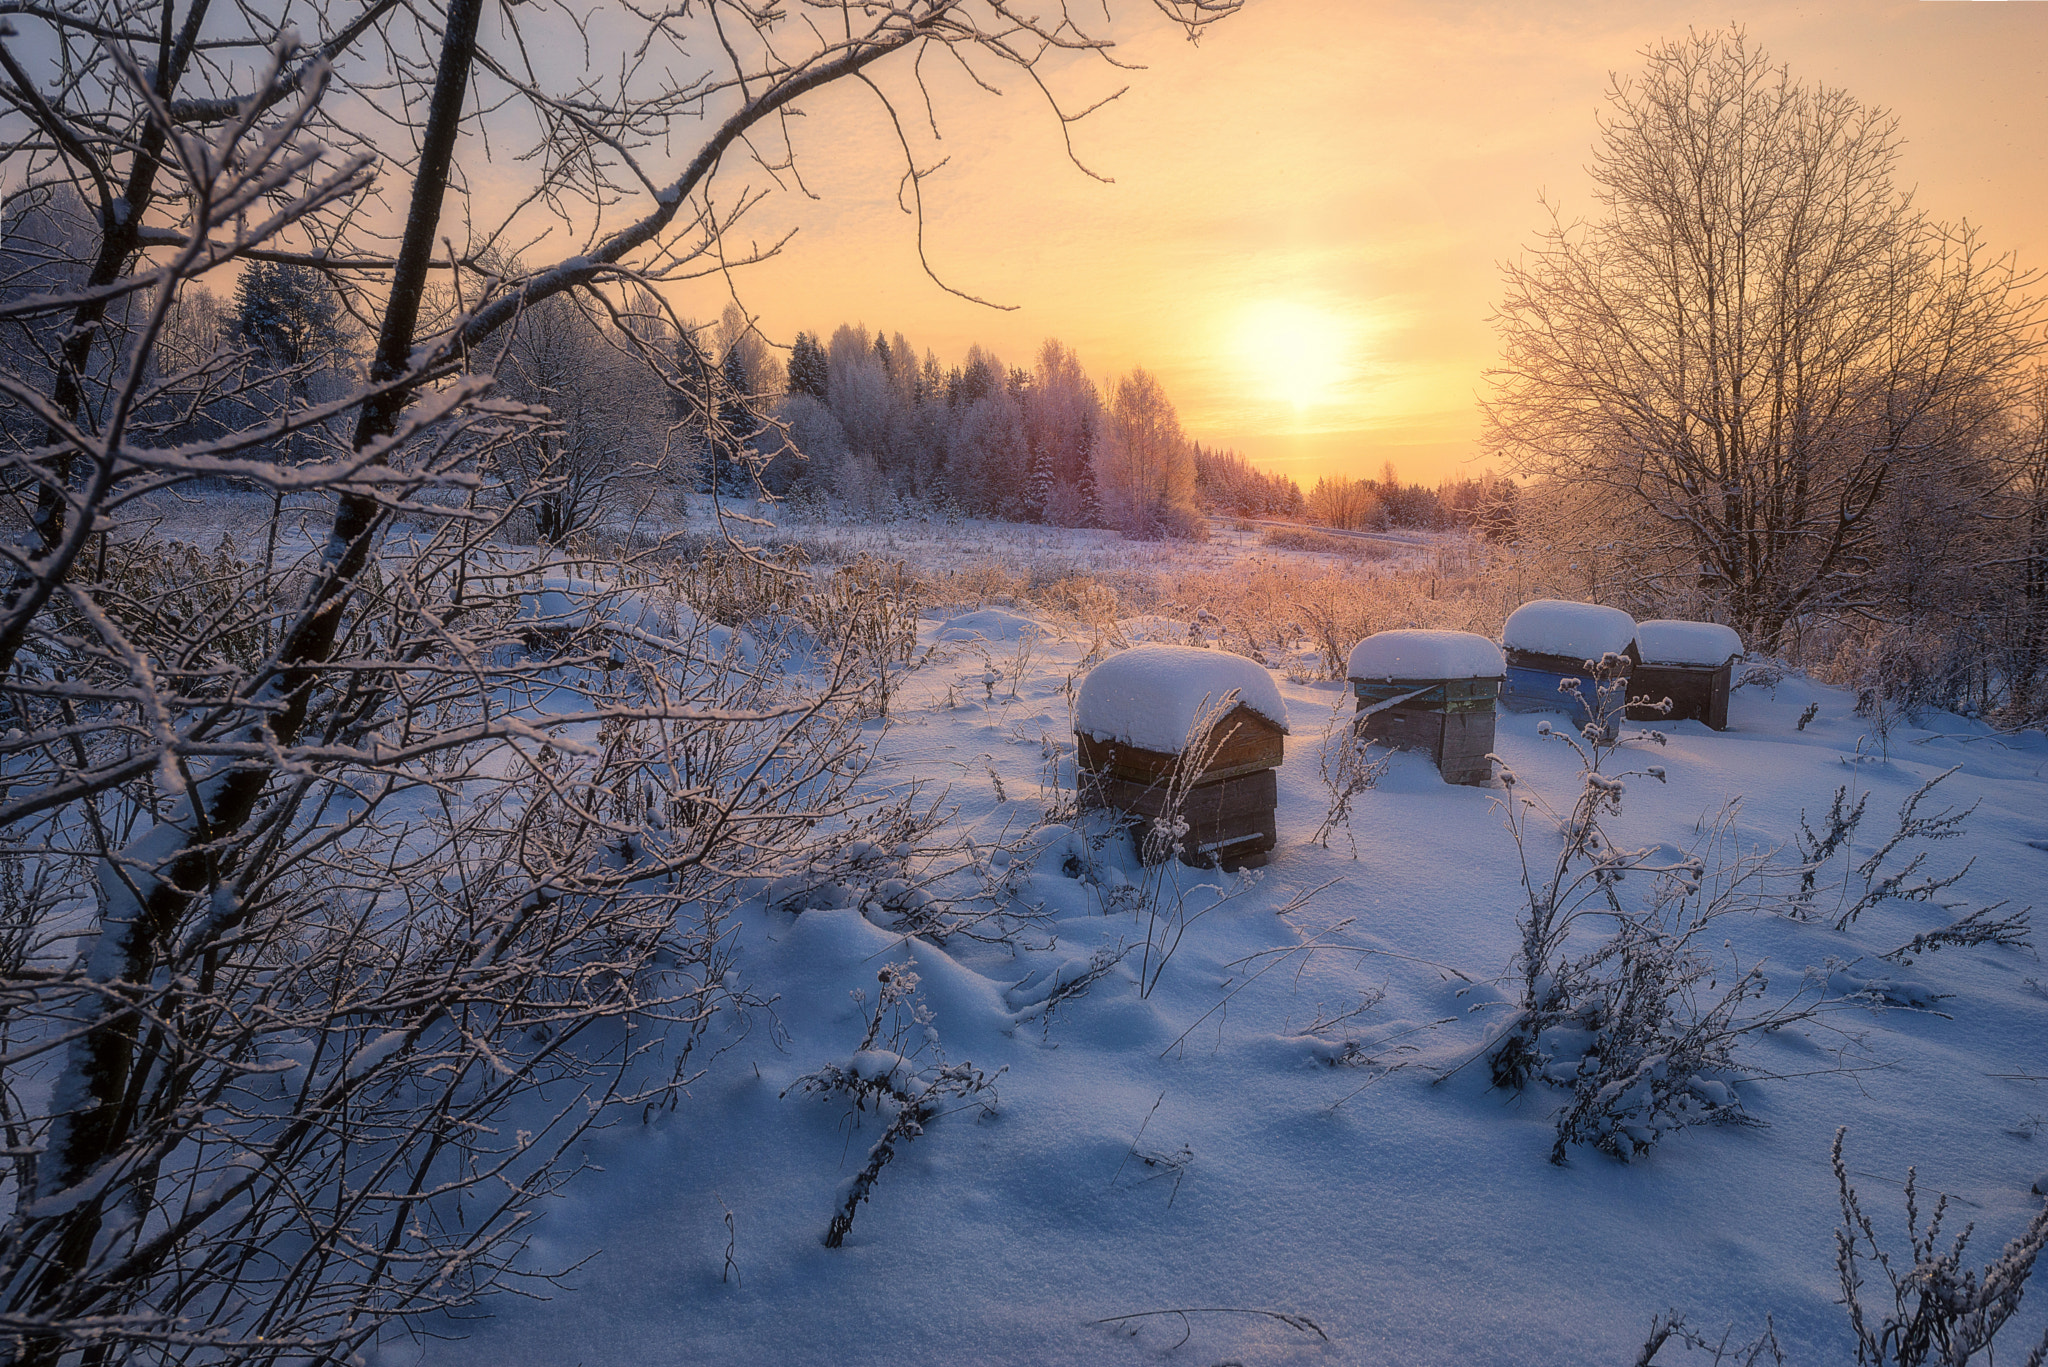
[1076,437,1104,527]
[676,328,716,429]
[1026,446,1054,524]
[233,261,344,369]
[708,344,758,496]
[788,330,828,400]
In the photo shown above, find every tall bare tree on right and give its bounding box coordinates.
[1485,28,2042,650]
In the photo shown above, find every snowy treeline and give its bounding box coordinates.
[1191,444,1304,518]
[773,326,1108,527]
[771,324,1247,539]
[1304,468,1518,538]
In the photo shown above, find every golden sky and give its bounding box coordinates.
[673,0,2048,490]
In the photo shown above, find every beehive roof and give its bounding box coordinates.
[1347,629,1505,681]
[1502,599,1638,660]
[1076,644,1288,752]
[1635,619,1743,666]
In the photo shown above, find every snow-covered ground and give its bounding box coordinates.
[397,550,2048,1366]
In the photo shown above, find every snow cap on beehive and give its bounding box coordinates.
[1502,599,1638,660]
[1076,644,1288,753]
[1347,629,1504,682]
[1634,620,1743,667]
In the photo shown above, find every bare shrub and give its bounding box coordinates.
[1484,658,1841,1164]
[672,540,810,628]
[1109,1094,1192,1206]
[1259,525,1398,560]
[1005,942,1133,1031]
[935,559,1031,608]
[1645,1132,2048,1364]
[772,790,1061,950]
[1637,1310,1785,1365]
[783,960,1002,1248]
[794,554,925,717]
[1793,769,1986,931]
[1884,901,2034,964]
[1312,692,1391,856]
[1032,574,1128,662]
[1293,581,1386,682]
[1833,1128,2048,1366]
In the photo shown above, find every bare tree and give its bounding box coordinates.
[1485,28,2042,648]
[1983,371,2048,723]
[1094,366,1203,540]
[487,290,666,543]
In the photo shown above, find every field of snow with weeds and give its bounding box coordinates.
[352,512,2048,1367]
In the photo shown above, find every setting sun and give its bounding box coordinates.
[1233,300,1355,414]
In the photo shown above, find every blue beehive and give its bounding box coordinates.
[1500,600,1639,726]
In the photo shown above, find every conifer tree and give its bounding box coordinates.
[1076,434,1104,527]
[1026,446,1055,523]
[706,344,759,495]
[233,260,345,369]
[788,330,829,400]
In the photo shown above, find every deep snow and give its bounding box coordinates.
[406,573,2048,1367]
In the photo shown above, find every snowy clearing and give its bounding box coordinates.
[406,549,2048,1367]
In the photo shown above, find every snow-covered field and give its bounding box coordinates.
[370,519,2048,1367]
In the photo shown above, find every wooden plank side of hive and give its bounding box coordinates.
[1186,809,1278,870]
[1439,710,1499,785]
[1075,703,1284,789]
[1360,706,1444,757]
[1097,769,1277,822]
[1627,663,1731,729]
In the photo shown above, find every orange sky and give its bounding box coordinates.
[671,0,2048,490]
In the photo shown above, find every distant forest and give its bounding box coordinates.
[748,318,1515,539]
[4,190,1514,545]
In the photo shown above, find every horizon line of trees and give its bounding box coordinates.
[4,187,1518,549]
[722,316,1518,540]
[1300,464,1519,540]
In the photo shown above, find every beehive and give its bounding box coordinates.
[1627,620,1743,731]
[1501,599,1639,726]
[1074,644,1288,870]
[1346,630,1505,785]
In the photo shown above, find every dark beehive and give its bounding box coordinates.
[1346,630,1505,786]
[1626,621,1742,730]
[1073,646,1288,870]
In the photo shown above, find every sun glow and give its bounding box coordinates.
[1234,300,1355,413]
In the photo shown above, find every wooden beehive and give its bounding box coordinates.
[1500,600,1640,726]
[1626,621,1742,730]
[1073,646,1287,871]
[1352,678,1501,785]
[1346,630,1505,786]
[1076,704,1284,869]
